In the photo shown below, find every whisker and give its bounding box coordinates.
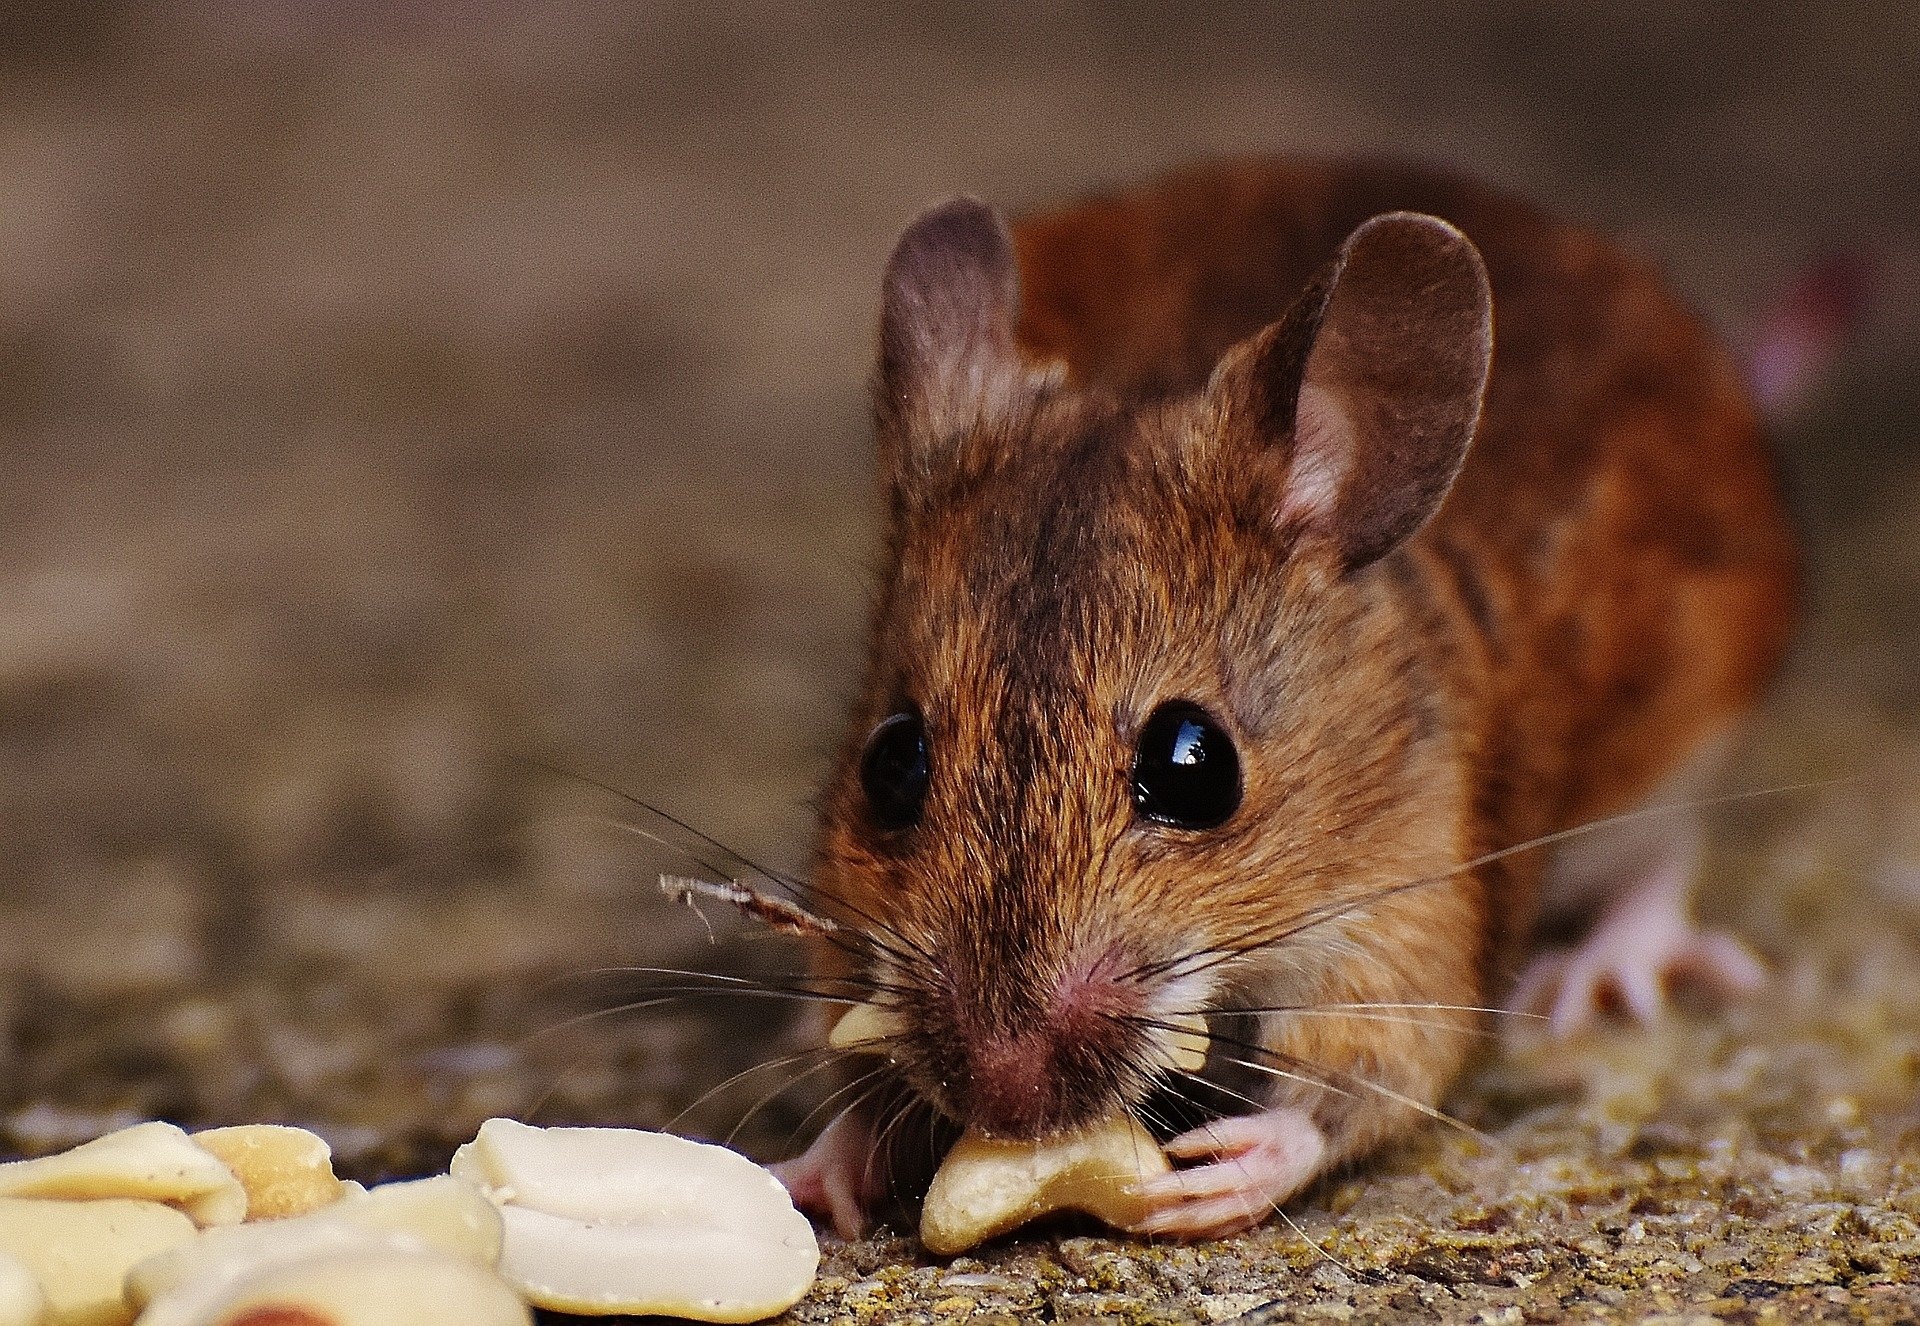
[525,758,937,970]
[1209,1051,1356,1102]
[522,1050,594,1123]
[1276,1205,1374,1284]
[1129,1007,1503,1043]
[554,965,905,1000]
[1232,1001,1543,1021]
[520,986,862,1048]
[667,1043,845,1137]
[1129,775,1847,985]
[730,1054,885,1151]
[867,1084,927,1209]
[1226,1039,1495,1147]
[556,811,738,896]
[1164,1066,1268,1117]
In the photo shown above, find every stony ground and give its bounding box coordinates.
[0,4,1915,1322]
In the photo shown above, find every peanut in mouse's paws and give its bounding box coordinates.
[771,1112,884,1241]
[1126,1107,1326,1240]
[1509,912,1766,1039]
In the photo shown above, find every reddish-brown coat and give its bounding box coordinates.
[807,158,1797,1182]
[1008,157,1797,969]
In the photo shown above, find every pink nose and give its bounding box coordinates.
[959,1031,1068,1137]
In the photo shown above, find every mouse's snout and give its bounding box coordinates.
[909,944,1193,1140]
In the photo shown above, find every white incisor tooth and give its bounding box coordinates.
[826,1000,901,1051]
[1163,1011,1210,1072]
[450,1118,818,1322]
[920,1113,1172,1255]
[0,1196,198,1326]
[0,1122,246,1227]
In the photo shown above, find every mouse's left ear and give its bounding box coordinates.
[874,197,1033,500]
[1207,212,1493,570]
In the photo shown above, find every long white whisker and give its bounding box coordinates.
[1141,776,1846,983]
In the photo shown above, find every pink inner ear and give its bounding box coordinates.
[1280,381,1356,528]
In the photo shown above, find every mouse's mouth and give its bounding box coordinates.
[826,993,1215,1142]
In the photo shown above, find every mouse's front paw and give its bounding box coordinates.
[772,1110,885,1240]
[1511,916,1765,1038]
[1125,1107,1326,1240]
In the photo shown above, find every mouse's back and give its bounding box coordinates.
[779,159,1799,1239]
[1004,157,1798,956]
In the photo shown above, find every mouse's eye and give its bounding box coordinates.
[1131,702,1242,829]
[860,711,930,831]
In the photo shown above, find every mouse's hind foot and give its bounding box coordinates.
[1508,849,1764,1038]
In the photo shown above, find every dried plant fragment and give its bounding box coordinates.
[191,1126,343,1222]
[920,1113,1172,1254]
[658,874,839,936]
[451,1119,817,1322]
[0,1196,196,1326]
[0,1123,245,1227]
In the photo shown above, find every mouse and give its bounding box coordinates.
[769,157,1798,1241]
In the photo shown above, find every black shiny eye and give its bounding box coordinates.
[860,711,930,830]
[1131,702,1242,829]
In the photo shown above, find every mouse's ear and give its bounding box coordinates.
[1208,211,1493,570]
[874,197,1031,490]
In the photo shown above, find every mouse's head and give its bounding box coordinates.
[813,197,1494,1140]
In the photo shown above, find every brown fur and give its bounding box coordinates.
[809,158,1797,1181]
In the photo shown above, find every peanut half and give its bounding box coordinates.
[0,1196,197,1326]
[128,1175,504,1324]
[920,1113,1172,1255]
[450,1118,818,1322]
[0,1252,42,1326]
[0,1124,245,1227]
[145,1247,529,1326]
[189,1126,342,1222]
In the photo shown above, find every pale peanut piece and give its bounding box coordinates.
[450,1119,818,1322]
[316,1175,503,1265]
[190,1126,342,1222]
[0,1196,196,1326]
[127,1175,504,1320]
[0,1251,44,1326]
[0,1123,245,1227]
[920,1113,1173,1255]
[148,1247,529,1326]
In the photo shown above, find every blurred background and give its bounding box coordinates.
[0,1,1914,1176]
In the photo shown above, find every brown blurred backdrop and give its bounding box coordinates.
[0,2,1914,1169]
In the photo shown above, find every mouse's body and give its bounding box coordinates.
[776,158,1797,1239]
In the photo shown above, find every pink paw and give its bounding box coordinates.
[771,1111,883,1239]
[1126,1108,1326,1239]
[1511,921,1764,1038]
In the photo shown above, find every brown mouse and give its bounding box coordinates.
[771,157,1797,1240]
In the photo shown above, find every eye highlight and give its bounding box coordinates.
[1131,702,1242,829]
[860,711,930,830]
